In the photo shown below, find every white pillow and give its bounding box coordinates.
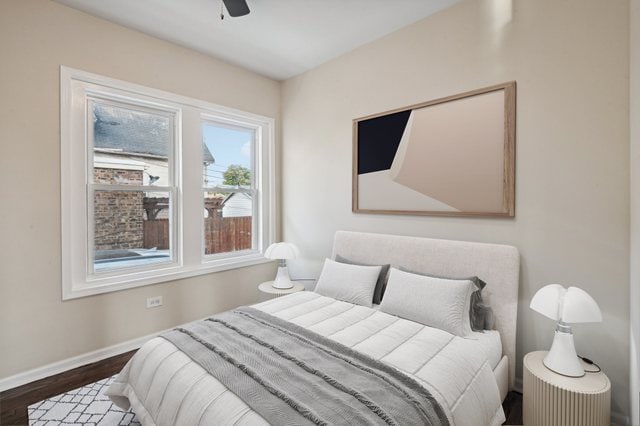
[314,259,382,307]
[379,268,475,336]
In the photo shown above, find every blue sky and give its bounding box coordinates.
[202,122,253,186]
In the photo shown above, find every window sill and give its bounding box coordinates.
[63,254,274,300]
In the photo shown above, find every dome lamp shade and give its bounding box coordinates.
[264,242,299,289]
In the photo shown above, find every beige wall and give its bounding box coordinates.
[630,0,639,423]
[0,0,278,378]
[281,0,630,418]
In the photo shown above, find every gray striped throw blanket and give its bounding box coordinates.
[161,306,448,426]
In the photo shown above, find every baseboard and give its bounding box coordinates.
[0,335,147,393]
[0,316,208,393]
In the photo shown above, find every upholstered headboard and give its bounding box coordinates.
[331,231,520,389]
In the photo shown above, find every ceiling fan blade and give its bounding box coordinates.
[222,0,250,17]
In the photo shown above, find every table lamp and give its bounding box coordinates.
[530,284,602,377]
[264,242,298,289]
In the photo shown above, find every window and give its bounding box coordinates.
[61,67,275,299]
[90,100,177,273]
[202,120,256,257]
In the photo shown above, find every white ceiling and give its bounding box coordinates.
[53,0,459,80]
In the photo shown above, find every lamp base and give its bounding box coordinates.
[272,266,293,289]
[543,324,585,377]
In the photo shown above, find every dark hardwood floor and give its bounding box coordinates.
[503,391,524,425]
[0,349,524,426]
[0,350,136,426]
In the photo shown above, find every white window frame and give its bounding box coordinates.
[87,97,180,277]
[61,66,275,300]
[200,117,260,261]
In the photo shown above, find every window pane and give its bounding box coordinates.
[202,121,254,190]
[92,101,172,186]
[204,191,253,255]
[93,190,172,272]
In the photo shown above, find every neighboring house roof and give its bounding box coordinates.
[222,192,253,204]
[93,103,215,163]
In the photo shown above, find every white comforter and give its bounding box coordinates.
[108,292,505,425]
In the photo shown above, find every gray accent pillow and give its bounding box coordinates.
[399,267,494,331]
[380,268,475,337]
[314,259,382,307]
[334,254,390,305]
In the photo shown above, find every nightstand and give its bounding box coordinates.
[258,281,305,300]
[523,351,610,426]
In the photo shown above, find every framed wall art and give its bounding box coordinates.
[352,81,516,217]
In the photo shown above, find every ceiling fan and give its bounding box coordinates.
[221,0,250,18]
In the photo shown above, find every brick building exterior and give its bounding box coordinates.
[93,167,144,251]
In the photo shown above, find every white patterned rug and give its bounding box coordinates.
[28,376,139,426]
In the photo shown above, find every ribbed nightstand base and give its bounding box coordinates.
[523,352,610,426]
[258,281,305,301]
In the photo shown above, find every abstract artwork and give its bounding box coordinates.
[353,81,516,217]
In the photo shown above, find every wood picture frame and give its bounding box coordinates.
[352,81,516,217]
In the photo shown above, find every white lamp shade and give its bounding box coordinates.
[562,287,602,323]
[264,242,298,260]
[530,284,602,324]
[530,284,565,321]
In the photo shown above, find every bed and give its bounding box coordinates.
[107,231,520,425]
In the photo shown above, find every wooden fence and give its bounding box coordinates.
[143,219,170,250]
[143,217,252,254]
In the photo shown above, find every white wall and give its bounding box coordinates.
[630,0,640,423]
[281,0,630,419]
[0,0,279,379]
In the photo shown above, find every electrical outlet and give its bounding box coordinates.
[146,296,163,308]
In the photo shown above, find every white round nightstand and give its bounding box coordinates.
[523,351,610,426]
[258,281,305,300]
